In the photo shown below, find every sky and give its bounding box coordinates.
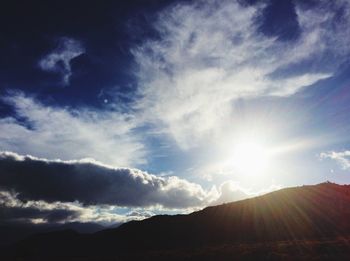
[1,0,350,228]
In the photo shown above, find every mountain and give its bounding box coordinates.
[3,182,350,260]
[0,221,106,246]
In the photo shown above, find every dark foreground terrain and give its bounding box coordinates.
[3,182,350,260]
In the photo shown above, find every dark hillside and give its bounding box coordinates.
[4,182,350,260]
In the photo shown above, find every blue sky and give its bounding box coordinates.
[1,0,350,225]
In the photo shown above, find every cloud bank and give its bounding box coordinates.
[0,151,279,225]
[0,189,150,225]
[0,151,215,208]
[0,190,79,224]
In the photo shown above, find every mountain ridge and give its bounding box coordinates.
[4,182,350,260]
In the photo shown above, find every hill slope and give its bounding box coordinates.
[5,182,350,260]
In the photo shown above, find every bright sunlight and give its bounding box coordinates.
[230,139,270,176]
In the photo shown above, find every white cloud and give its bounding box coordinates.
[132,0,349,149]
[320,151,350,170]
[39,37,84,86]
[210,180,282,206]
[0,91,145,167]
[296,0,350,59]
[210,181,249,205]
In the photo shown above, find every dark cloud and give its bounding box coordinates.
[0,205,79,224]
[45,209,80,223]
[0,190,81,225]
[0,152,212,208]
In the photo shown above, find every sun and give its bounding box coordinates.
[230,140,270,176]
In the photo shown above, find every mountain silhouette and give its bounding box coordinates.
[0,221,106,246]
[3,182,350,260]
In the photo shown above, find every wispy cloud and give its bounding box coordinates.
[320,151,350,170]
[0,91,144,167]
[38,37,84,86]
[132,0,349,149]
